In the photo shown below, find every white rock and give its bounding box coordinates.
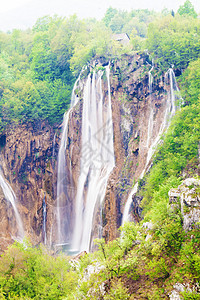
[142,221,153,230]
[169,290,181,300]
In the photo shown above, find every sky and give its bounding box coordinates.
[0,0,200,31]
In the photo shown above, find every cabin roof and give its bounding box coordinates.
[112,33,130,44]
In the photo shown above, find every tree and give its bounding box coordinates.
[146,15,200,70]
[177,0,198,18]
[161,8,170,16]
[103,7,118,27]
[0,241,78,298]
[180,57,200,105]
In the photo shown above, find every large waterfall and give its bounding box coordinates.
[56,80,79,244]
[71,66,115,253]
[0,171,24,240]
[122,68,182,225]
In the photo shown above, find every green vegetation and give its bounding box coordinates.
[177,0,198,18]
[0,217,199,299]
[0,240,78,299]
[146,15,200,70]
[0,11,154,133]
[103,7,156,37]
[0,1,199,133]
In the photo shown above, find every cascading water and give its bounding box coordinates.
[0,170,24,240]
[71,65,115,253]
[145,68,182,167]
[52,132,56,168]
[146,64,154,148]
[42,194,47,245]
[56,80,79,244]
[122,68,182,225]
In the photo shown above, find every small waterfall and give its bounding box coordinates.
[146,64,154,148]
[71,65,115,253]
[52,133,56,166]
[122,68,182,225]
[0,171,24,240]
[122,182,139,225]
[56,80,79,244]
[164,68,182,121]
[42,194,47,245]
[148,66,153,94]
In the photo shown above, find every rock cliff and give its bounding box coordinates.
[102,54,168,241]
[0,122,58,250]
[169,178,200,231]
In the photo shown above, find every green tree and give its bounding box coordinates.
[146,15,200,70]
[103,7,118,27]
[177,0,198,18]
[109,12,128,33]
[0,241,78,299]
[180,57,200,105]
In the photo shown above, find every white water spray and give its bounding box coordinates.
[71,65,115,253]
[42,194,47,245]
[0,171,24,240]
[57,79,79,244]
[122,68,182,225]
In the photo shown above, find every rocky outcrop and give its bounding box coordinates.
[169,282,200,300]
[0,122,58,250]
[169,178,200,231]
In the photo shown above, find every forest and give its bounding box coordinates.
[0,0,200,298]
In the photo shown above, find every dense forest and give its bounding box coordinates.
[0,0,200,298]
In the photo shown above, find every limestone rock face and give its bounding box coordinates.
[102,54,168,240]
[169,178,200,231]
[0,123,58,251]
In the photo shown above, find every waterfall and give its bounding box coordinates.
[148,66,153,94]
[122,182,139,225]
[0,171,24,240]
[52,132,56,168]
[71,65,115,253]
[146,64,154,148]
[122,68,182,225]
[56,80,79,244]
[42,194,47,245]
[164,68,182,121]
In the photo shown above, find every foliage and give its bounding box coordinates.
[146,15,200,70]
[69,21,115,74]
[177,0,198,18]
[0,7,199,132]
[0,213,199,299]
[179,57,200,105]
[103,7,118,27]
[76,205,200,298]
[103,7,156,36]
[0,240,78,299]
[0,11,144,132]
[104,279,130,299]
